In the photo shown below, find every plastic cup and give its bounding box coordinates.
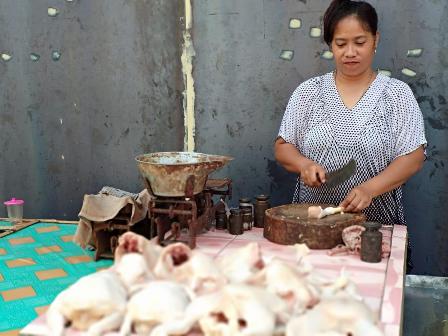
[4,198,24,223]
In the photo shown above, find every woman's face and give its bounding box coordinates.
[331,15,378,77]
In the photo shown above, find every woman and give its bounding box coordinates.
[274,0,426,225]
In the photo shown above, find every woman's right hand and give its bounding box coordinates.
[274,139,326,186]
[300,159,327,187]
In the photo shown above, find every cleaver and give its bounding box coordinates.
[323,159,357,187]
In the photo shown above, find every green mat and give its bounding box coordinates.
[0,221,113,333]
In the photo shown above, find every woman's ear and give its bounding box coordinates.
[374,32,380,50]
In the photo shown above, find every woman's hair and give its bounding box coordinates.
[323,0,378,46]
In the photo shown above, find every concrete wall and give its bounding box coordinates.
[0,0,446,275]
[192,0,448,275]
[0,0,184,219]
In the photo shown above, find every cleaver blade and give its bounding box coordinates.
[324,159,357,188]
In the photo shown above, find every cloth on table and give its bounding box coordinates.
[98,186,139,200]
[73,188,152,248]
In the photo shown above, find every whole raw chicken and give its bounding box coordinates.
[250,258,320,314]
[286,295,383,336]
[119,280,191,336]
[216,242,264,283]
[46,269,127,336]
[199,284,289,336]
[308,270,362,302]
[153,242,226,294]
[46,229,385,336]
[47,252,152,336]
[151,284,289,336]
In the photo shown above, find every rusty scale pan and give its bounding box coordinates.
[136,152,233,197]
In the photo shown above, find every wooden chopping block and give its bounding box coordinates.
[263,203,365,249]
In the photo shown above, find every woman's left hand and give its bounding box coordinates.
[340,185,374,213]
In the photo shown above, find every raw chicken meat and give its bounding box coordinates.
[308,206,344,219]
[153,242,192,279]
[328,225,391,258]
[150,289,223,336]
[119,280,191,336]
[292,243,313,275]
[116,231,162,271]
[175,251,226,294]
[216,242,264,283]
[250,258,320,314]
[307,205,323,219]
[309,270,362,301]
[45,230,384,336]
[320,206,344,218]
[200,284,289,336]
[286,296,383,336]
[47,252,151,336]
[151,284,288,336]
[342,225,365,251]
[46,269,127,336]
[381,239,391,258]
[112,252,155,290]
[153,241,226,294]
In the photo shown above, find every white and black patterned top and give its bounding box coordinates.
[278,72,427,225]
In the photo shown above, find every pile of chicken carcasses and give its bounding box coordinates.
[46,232,384,336]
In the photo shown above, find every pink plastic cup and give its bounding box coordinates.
[4,198,24,223]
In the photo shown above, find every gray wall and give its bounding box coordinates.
[193,0,448,275]
[0,0,447,275]
[0,0,184,218]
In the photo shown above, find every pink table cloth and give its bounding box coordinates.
[21,225,407,336]
[195,225,406,336]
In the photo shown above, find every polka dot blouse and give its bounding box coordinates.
[278,72,427,225]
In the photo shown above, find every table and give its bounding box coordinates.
[194,226,407,335]
[21,225,407,336]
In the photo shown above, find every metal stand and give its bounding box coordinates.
[92,216,131,261]
[147,177,232,249]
